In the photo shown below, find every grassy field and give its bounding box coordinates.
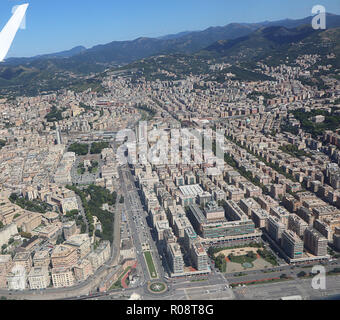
[144,251,158,279]
[228,254,257,265]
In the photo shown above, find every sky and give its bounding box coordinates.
[0,0,339,58]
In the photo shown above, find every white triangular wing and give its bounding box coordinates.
[0,3,29,62]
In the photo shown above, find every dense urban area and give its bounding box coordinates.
[0,11,340,301]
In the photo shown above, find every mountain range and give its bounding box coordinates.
[5,13,340,67]
[0,13,339,95]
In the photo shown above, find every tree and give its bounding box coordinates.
[297,271,307,278]
[90,141,109,154]
[80,223,87,233]
[56,234,64,245]
[68,143,89,156]
[246,251,256,259]
[66,210,79,218]
[20,231,32,239]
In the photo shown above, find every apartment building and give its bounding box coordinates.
[167,242,184,274]
[51,244,78,269]
[7,266,27,291]
[183,226,198,251]
[239,198,261,217]
[0,255,12,288]
[270,206,290,227]
[288,214,309,237]
[51,267,75,288]
[267,216,286,243]
[333,227,340,251]
[73,259,93,281]
[63,221,77,240]
[281,230,304,259]
[251,208,269,229]
[13,252,32,273]
[28,267,50,289]
[64,234,91,259]
[304,228,328,256]
[188,204,255,239]
[190,242,209,271]
[33,250,50,268]
[88,241,111,271]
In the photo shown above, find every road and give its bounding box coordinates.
[118,164,164,284]
[233,275,340,300]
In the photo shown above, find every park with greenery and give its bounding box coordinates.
[214,253,227,272]
[208,242,264,272]
[45,106,64,122]
[90,141,109,154]
[9,193,52,213]
[257,248,278,266]
[68,143,89,156]
[136,104,156,121]
[77,160,99,175]
[289,108,340,138]
[228,251,257,265]
[66,185,116,242]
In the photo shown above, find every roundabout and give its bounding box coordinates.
[148,281,168,294]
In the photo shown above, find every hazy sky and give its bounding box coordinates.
[1,0,339,57]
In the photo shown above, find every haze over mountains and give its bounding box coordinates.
[5,46,86,64]
[0,13,339,96]
[5,13,340,66]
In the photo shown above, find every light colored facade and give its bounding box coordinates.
[0,223,18,248]
[61,197,79,215]
[0,255,12,288]
[267,216,286,243]
[63,221,77,240]
[288,214,309,237]
[304,228,328,256]
[88,240,111,271]
[167,242,184,274]
[51,244,78,269]
[28,267,50,289]
[73,259,93,281]
[51,267,75,288]
[190,242,209,271]
[281,230,304,259]
[13,252,32,273]
[7,265,27,291]
[14,212,42,233]
[33,250,50,268]
[251,208,269,229]
[64,233,91,259]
